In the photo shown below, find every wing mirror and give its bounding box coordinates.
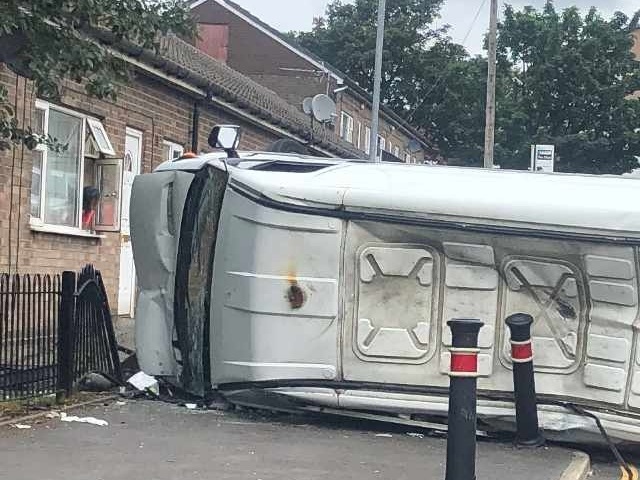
[208,125,241,158]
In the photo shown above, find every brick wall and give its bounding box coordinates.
[0,63,279,310]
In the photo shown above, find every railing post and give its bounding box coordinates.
[445,318,484,480]
[56,271,75,402]
[505,313,544,447]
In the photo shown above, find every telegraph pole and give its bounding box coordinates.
[369,0,386,163]
[483,0,498,169]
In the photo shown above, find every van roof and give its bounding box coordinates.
[158,151,640,241]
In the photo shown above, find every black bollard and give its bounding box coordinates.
[445,318,484,480]
[505,313,545,447]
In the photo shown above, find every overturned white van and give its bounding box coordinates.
[130,134,640,445]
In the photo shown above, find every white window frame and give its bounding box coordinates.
[163,140,184,162]
[405,153,411,163]
[94,158,123,232]
[87,118,116,156]
[30,100,117,237]
[356,122,362,150]
[394,145,400,158]
[365,126,371,154]
[340,112,354,144]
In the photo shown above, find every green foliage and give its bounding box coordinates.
[495,2,640,173]
[295,0,640,174]
[0,0,194,151]
[295,0,446,111]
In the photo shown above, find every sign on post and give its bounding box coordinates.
[530,145,555,172]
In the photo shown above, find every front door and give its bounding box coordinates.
[118,128,142,317]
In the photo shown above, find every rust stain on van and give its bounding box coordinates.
[286,267,306,309]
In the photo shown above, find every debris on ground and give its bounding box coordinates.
[11,424,31,429]
[185,403,197,410]
[374,433,393,438]
[45,412,60,419]
[115,401,127,406]
[79,372,117,392]
[60,412,108,427]
[127,371,159,396]
[407,432,425,439]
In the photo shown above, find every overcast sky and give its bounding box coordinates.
[231,0,639,55]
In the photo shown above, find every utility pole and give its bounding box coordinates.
[483,0,498,169]
[369,0,386,163]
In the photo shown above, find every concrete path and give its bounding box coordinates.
[0,400,587,480]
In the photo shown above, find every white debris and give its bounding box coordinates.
[115,401,127,406]
[45,412,61,419]
[185,403,197,410]
[407,432,425,439]
[11,424,31,429]
[374,433,393,438]
[127,371,159,396]
[60,412,108,427]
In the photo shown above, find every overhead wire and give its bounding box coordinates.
[408,0,488,122]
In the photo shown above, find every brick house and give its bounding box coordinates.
[190,0,434,163]
[0,33,361,317]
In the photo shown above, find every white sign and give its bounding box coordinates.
[530,145,555,172]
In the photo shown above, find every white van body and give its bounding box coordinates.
[130,152,640,444]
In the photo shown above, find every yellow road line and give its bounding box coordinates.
[620,464,639,480]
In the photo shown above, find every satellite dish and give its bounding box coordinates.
[407,139,422,154]
[302,97,313,115]
[311,94,336,123]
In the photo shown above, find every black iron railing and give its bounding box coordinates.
[0,266,122,401]
[0,273,60,401]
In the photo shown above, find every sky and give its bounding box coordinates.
[230,0,639,55]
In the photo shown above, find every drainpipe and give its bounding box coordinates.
[191,101,200,153]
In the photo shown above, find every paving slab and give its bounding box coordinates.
[0,400,587,480]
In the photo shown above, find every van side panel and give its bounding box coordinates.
[210,189,343,384]
[341,220,639,407]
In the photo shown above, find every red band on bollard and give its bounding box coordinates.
[450,351,479,377]
[511,340,533,363]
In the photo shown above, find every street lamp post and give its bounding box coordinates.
[369,0,386,163]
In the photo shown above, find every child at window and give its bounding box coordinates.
[82,186,100,230]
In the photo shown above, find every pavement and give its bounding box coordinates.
[0,399,592,480]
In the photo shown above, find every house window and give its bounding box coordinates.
[377,135,386,159]
[340,112,354,143]
[356,122,362,150]
[163,140,184,162]
[405,153,411,163]
[365,126,371,154]
[30,100,120,232]
[394,146,400,158]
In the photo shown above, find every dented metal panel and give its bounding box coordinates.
[130,170,193,377]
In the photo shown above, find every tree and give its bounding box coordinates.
[295,0,445,113]
[295,0,640,174]
[496,2,640,173]
[0,0,193,151]
[293,0,515,166]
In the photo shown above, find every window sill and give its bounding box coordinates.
[30,223,106,239]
